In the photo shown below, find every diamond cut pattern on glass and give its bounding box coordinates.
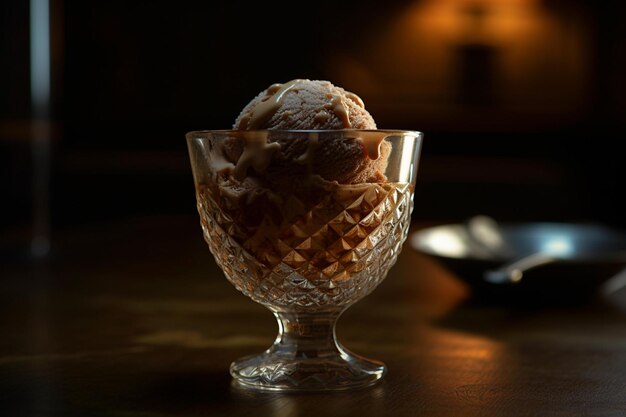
[197,183,413,309]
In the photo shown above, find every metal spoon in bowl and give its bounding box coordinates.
[484,252,559,284]
[465,215,559,285]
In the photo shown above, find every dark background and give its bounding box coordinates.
[2,0,626,252]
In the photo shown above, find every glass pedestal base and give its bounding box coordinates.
[230,349,386,391]
[230,311,386,391]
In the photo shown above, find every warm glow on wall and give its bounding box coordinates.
[327,0,591,130]
[405,0,543,42]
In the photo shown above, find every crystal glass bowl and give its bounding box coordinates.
[187,130,422,391]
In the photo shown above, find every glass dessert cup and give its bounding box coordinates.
[186,130,423,391]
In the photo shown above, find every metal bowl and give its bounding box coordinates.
[410,219,626,304]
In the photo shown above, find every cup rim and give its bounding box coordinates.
[185,129,423,140]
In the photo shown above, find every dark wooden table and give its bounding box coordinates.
[2,215,626,416]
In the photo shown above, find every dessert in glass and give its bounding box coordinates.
[186,80,423,391]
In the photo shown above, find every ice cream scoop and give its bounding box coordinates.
[229,79,389,184]
[233,79,376,130]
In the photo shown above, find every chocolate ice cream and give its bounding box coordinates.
[229,79,391,184]
[233,79,376,130]
[193,80,415,305]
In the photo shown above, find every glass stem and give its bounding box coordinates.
[270,310,344,359]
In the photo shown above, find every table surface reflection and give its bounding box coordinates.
[2,215,626,416]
